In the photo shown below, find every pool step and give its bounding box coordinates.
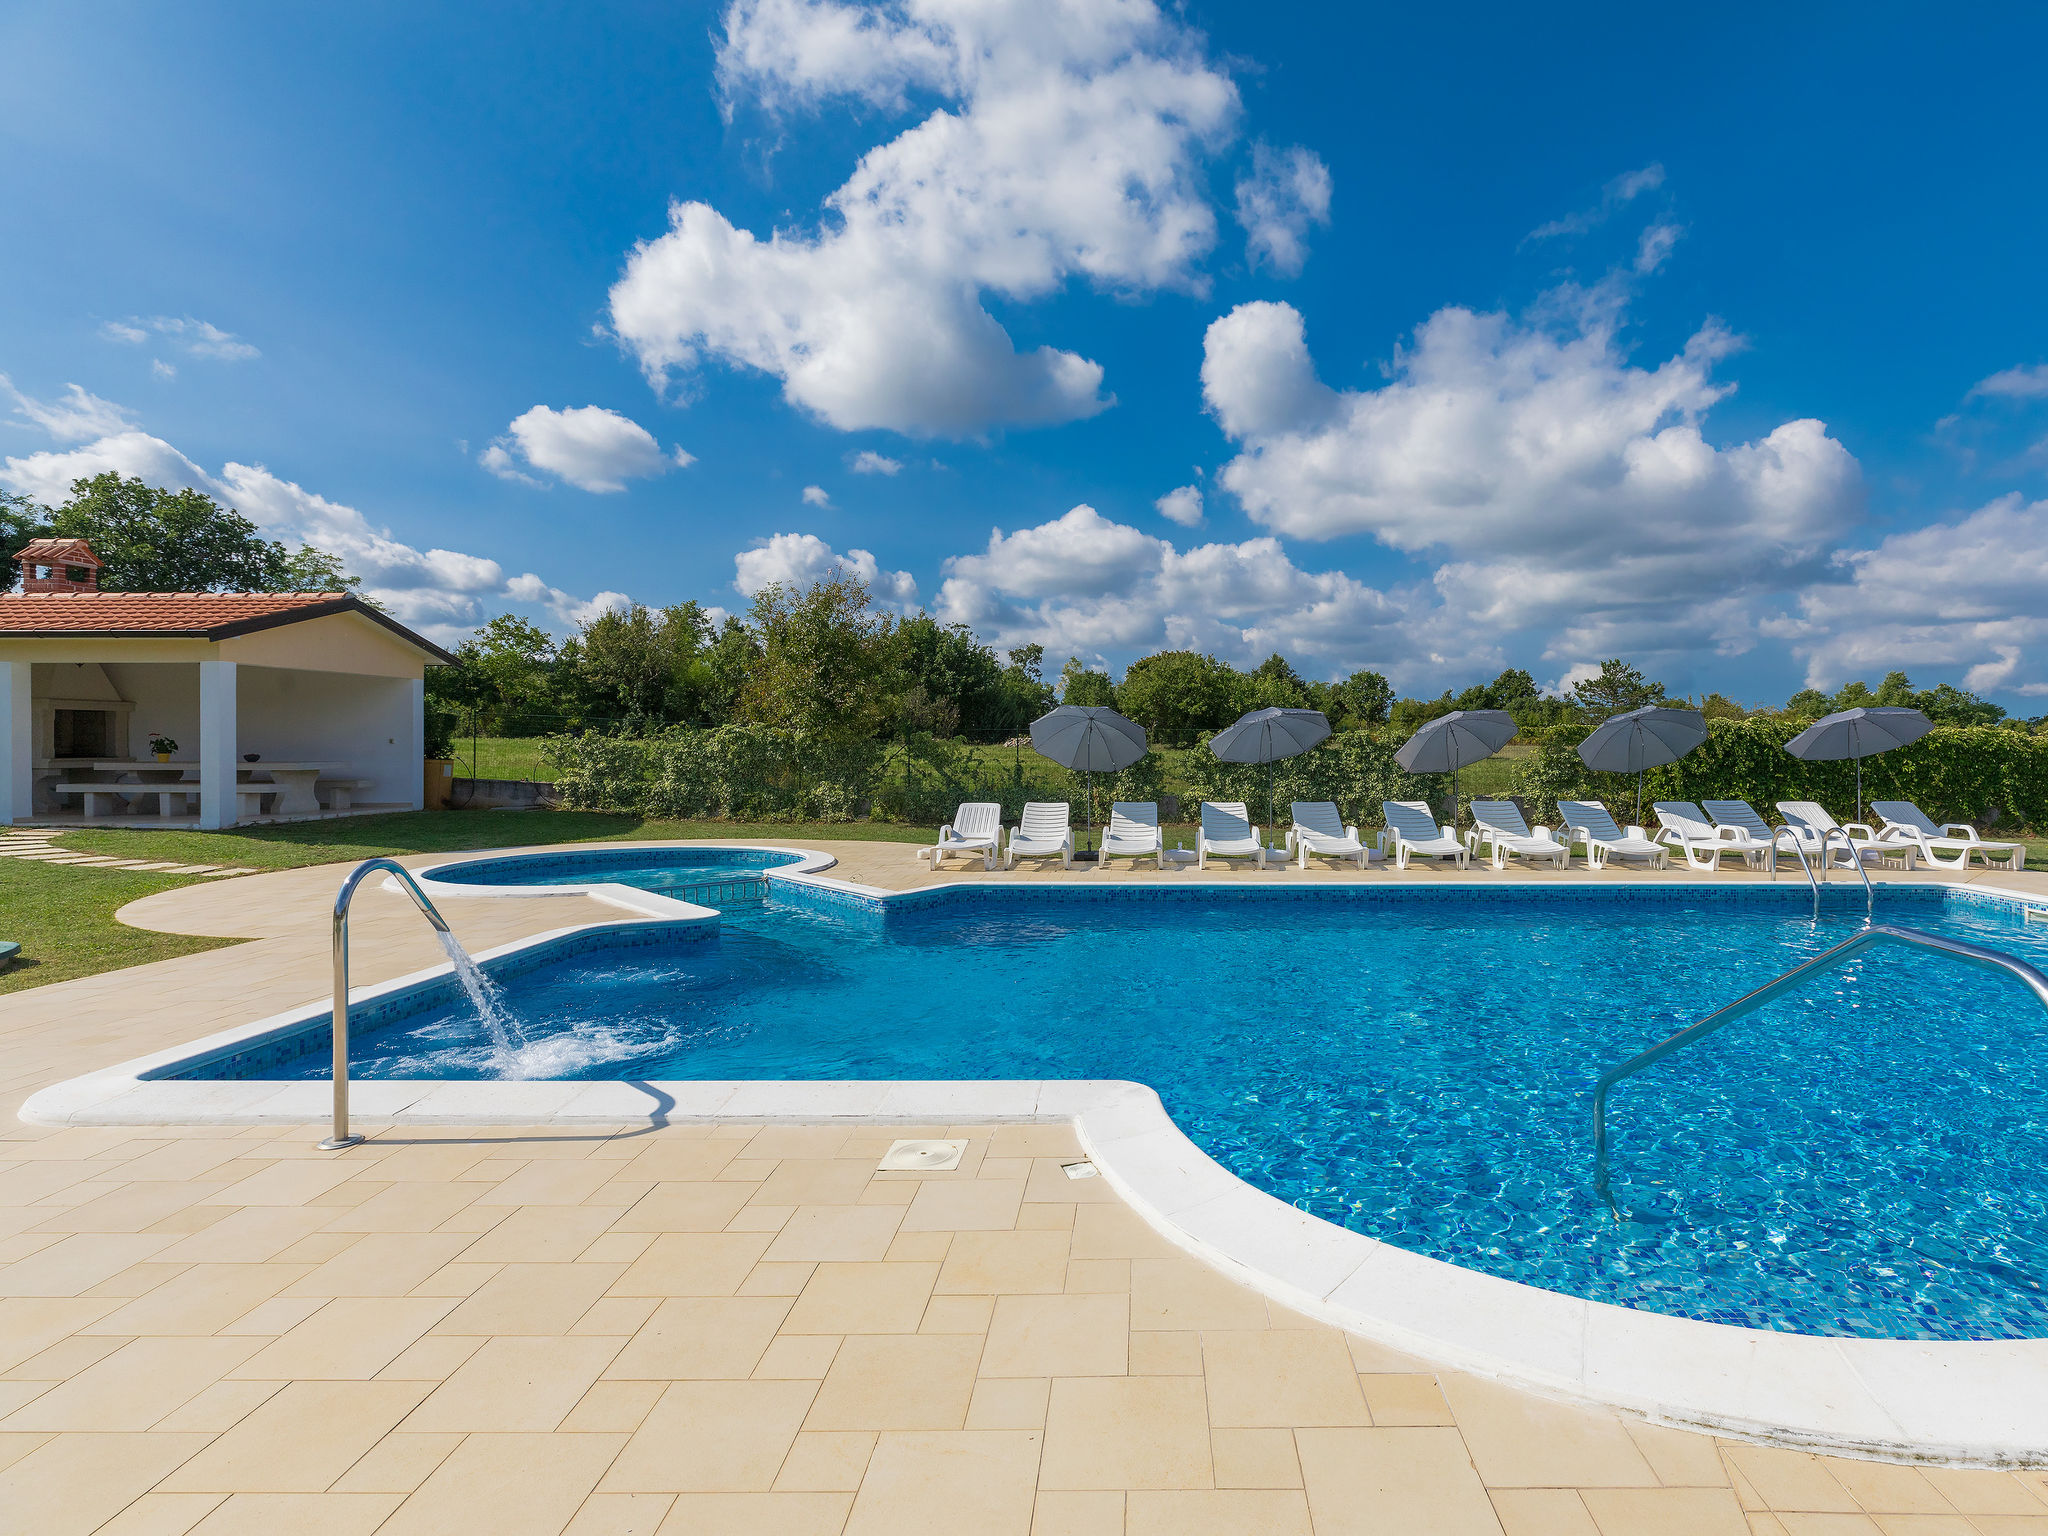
[668,876,769,906]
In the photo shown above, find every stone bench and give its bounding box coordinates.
[316,777,375,811]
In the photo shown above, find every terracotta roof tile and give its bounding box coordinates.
[0,590,454,663]
[13,538,101,565]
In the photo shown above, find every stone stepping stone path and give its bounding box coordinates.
[0,830,253,877]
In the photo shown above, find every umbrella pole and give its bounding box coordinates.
[1855,755,1862,826]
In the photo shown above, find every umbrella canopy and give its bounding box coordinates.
[1029,705,1148,850]
[1783,706,1932,822]
[1394,710,1517,828]
[1209,708,1331,830]
[1577,706,1709,822]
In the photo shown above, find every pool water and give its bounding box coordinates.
[268,883,2048,1341]
[427,846,803,894]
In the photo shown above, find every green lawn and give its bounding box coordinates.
[444,736,555,782]
[0,864,242,995]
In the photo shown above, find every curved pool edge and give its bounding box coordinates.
[404,840,842,920]
[23,865,2048,1465]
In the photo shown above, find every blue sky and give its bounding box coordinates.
[3,1,2045,706]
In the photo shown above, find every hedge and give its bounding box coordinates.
[1511,720,2048,832]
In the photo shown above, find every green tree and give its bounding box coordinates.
[1569,659,1666,721]
[45,473,357,592]
[1325,669,1393,727]
[1,490,53,587]
[1057,657,1116,707]
[739,571,895,740]
[1113,650,1243,742]
[1784,687,1831,718]
[1244,653,1309,709]
[566,602,716,727]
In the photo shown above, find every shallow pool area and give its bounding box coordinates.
[423,844,806,895]
[200,879,2048,1344]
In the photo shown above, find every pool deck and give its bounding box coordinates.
[7,842,2048,1531]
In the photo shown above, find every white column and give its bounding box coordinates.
[1,661,31,824]
[405,677,425,810]
[198,660,238,830]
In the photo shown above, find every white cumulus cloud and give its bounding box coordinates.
[1234,142,1332,277]
[733,530,917,604]
[849,450,902,475]
[607,0,1247,437]
[1154,485,1203,526]
[2,377,137,444]
[1202,283,1864,662]
[801,484,832,507]
[99,316,259,361]
[484,404,687,493]
[1967,363,2048,401]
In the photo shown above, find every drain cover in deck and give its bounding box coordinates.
[877,1138,968,1172]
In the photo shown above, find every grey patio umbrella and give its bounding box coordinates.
[1209,708,1331,833]
[1394,709,1517,829]
[1577,705,1709,823]
[1029,705,1148,856]
[1784,706,1932,824]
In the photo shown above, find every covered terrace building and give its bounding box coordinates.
[0,540,452,829]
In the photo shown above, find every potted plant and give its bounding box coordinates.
[148,734,178,763]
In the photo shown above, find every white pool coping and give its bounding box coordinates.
[22,843,2048,1466]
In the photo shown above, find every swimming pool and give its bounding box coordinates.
[424,845,805,895]
[221,877,2048,1343]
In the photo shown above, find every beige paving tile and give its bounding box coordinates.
[1040,1375,1212,1490]
[611,1182,755,1232]
[980,1292,1128,1377]
[1297,1426,1504,1536]
[883,1229,950,1260]
[615,1139,740,1183]
[754,1334,842,1379]
[603,1296,792,1379]
[603,1379,819,1491]
[205,1159,363,1207]
[475,1159,624,1207]
[460,1206,621,1262]
[1202,1328,1369,1428]
[773,1430,877,1491]
[1029,1490,1124,1536]
[373,1331,489,1380]
[1624,1420,1728,1485]
[90,1491,226,1535]
[967,1376,1051,1429]
[1918,1471,2044,1515]
[184,1492,404,1534]
[783,1260,939,1334]
[762,1205,905,1262]
[378,1431,628,1536]
[805,1333,982,1430]
[842,1429,1041,1536]
[154,1207,336,1264]
[1492,1488,1601,1535]
[564,1491,675,1535]
[29,1178,227,1235]
[0,1296,121,1372]
[408,1259,502,1298]
[989,1124,1083,1159]
[1814,1459,1954,1515]
[920,1293,995,1333]
[407,1334,625,1431]
[81,1263,303,1337]
[1212,1426,1302,1488]
[151,1378,286,1433]
[434,1261,624,1333]
[898,1178,1025,1232]
[2,1330,126,1379]
[1064,1257,1128,1293]
[1723,1450,1860,1514]
[1,1334,263,1430]
[1860,1517,1972,1536]
[1016,1202,1077,1231]
[0,1431,211,1536]
[229,1296,455,1380]
[1346,1332,1436,1372]
[749,1159,876,1208]
[611,1231,773,1295]
[1361,1370,1455,1426]
[739,1261,816,1296]
[1068,1205,1179,1260]
[1129,1330,1203,1375]
[0,1232,177,1295]
[1126,1488,1314,1535]
[655,1491,853,1534]
[161,1380,435,1491]
[327,1432,464,1493]
[743,1128,857,1160]
[727,1205,795,1232]
[1580,1487,1750,1535]
[1439,1372,1658,1488]
[935,1229,1069,1295]
[321,1181,483,1233]
[215,1295,327,1337]
[1774,1517,1883,1535]
[560,1378,667,1433]
[284,1233,475,1297]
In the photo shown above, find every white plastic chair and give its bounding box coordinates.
[1702,800,1807,872]
[1557,801,1669,870]
[921,802,1001,871]
[1006,802,1075,869]
[1654,802,1773,872]
[1288,801,1369,869]
[1870,801,2026,871]
[1099,802,1162,868]
[1198,801,1266,869]
[1775,801,1911,869]
[1466,800,1570,870]
[1378,800,1468,870]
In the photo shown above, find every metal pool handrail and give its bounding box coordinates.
[322,858,452,1151]
[1824,826,1875,917]
[1772,823,1820,915]
[1591,924,2048,1220]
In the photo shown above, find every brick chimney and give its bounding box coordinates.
[14,538,102,593]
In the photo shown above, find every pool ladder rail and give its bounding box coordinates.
[322,858,454,1151]
[1591,923,2048,1221]
[1771,822,1873,920]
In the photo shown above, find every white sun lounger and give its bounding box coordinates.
[1289,801,1369,869]
[1702,800,1810,873]
[1557,801,1669,870]
[1378,800,1468,870]
[920,801,1000,871]
[1654,802,1773,872]
[1870,801,2026,871]
[1774,801,1911,870]
[1466,800,1571,870]
[1006,801,1074,869]
[1100,801,1162,868]
[1198,801,1267,869]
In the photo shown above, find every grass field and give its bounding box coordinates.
[445,737,555,781]
[0,864,242,995]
